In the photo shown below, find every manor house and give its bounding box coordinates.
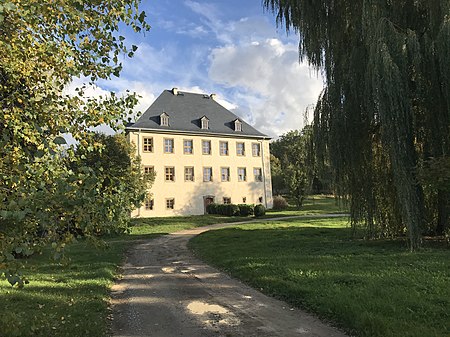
[126,88,273,217]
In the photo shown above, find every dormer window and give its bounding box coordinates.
[160,112,169,126]
[201,116,209,130]
[234,119,242,132]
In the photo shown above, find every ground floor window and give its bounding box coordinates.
[144,198,154,210]
[166,198,175,209]
[223,197,231,204]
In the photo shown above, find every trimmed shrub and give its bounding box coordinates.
[206,203,219,214]
[254,204,266,217]
[238,204,254,216]
[272,195,288,210]
[216,204,226,215]
[226,204,240,216]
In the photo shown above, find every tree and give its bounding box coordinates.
[264,0,450,250]
[0,1,149,285]
[68,133,154,236]
[270,154,286,195]
[270,128,315,208]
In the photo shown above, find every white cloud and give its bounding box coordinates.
[208,38,323,138]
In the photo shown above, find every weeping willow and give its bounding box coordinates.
[264,0,450,250]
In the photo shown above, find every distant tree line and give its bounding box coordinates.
[270,126,333,208]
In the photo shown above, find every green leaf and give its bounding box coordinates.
[54,136,67,145]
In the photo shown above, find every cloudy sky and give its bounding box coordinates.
[95,0,324,138]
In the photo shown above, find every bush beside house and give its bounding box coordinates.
[207,203,258,217]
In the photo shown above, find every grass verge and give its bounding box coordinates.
[0,214,251,337]
[189,217,450,337]
[267,195,348,216]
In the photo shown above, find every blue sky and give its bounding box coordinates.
[75,0,324,138]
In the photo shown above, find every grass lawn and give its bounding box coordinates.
[0,214,251,337]
[267,194,348,216]
[189,217,450,337]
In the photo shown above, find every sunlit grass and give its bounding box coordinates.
[0,239,130,337]
[267,195,348,216]
[0,214,261,337]
[189,217,450,337]
[0,197,351,337]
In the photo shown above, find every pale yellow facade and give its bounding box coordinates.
[128,130,273,217]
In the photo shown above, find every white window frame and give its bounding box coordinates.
[144,166,154,175]
[221,167,230,182]
[143,137,153,153]
[160,113,169,126]
[203,167,213,182]
[236,142,245,156]
[202,140,211,155]
[164,138,174,153]
[166,198,175,209]
[234,120,242,132]
[252,143,261,157]
[165,166,175,182]
[183,139,193,154]
[238,167,247,182]
[201,117,209,129]
[144,198,154,210]
[219,141,229,156]
[184,167,194,182]
[254,167,263,182]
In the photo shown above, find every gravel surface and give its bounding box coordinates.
[111,217,348,337]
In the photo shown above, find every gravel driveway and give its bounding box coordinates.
[111,216,348,337]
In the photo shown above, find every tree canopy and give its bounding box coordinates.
[271,127,315,207]
[1,1,150,285]
[264,0,450,249]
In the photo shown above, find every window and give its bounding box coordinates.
[183,139,193,154]
[202,140,211,155]
[219,141,229,156]
[223,197,231,204]
[144,198,154,210]
[143,137,153,152]
[258,197,263,203]
[165,167,175,181]
[254,168,262,182]
[144,166,154,175]
[164,138,174,153]
[166,198,175,209]
[221,167,230,182]
[201,117,209,129]
[234,120,242,132]
[184,167,194,181]
[160,112,169,126]
[242,197,247,203]
[203,167,213,182]
[236,142,245,156]
[238,167,247,182]
[252,143,261,156]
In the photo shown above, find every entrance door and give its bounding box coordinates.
[203,196,215,214]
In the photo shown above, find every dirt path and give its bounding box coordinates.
[111,215,348,337]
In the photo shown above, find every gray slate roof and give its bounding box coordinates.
[126,89,269,139]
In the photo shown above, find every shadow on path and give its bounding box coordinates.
[111,214,349,337]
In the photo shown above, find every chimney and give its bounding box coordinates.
[210,93,216,100]
[172,87,178,95]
